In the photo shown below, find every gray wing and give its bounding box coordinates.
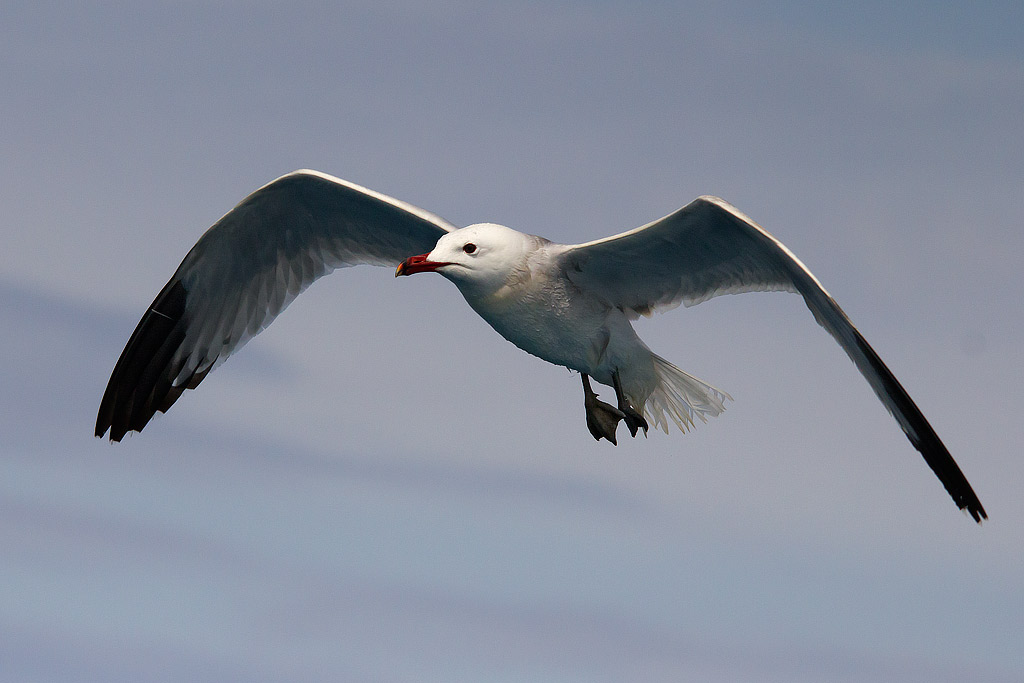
[558,196,986,522]
[96,170,455,442]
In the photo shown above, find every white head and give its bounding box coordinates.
[396,223,540,297]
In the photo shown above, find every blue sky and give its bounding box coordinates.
[2,1,1022,681]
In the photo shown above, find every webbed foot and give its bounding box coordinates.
[613,370,648,438]
[620,404,649,438]
[582,374,624,444]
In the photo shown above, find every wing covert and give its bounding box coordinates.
[560,196,800,317]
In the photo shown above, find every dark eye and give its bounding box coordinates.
[463,243,477,254]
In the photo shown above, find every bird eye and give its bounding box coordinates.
[463,243,477,254]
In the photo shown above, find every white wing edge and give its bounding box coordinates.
[266,169,458,234]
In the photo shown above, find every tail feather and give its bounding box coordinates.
[643,354,731,433]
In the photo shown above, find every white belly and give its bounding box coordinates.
[461,275,659,402]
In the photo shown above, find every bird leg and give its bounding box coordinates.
[581,374,625,445]
[613,369,648,438]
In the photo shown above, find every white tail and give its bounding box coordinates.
[643,354,731,433]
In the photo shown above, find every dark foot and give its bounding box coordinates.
[582,374,624,444]
[620,404,649,438]
[613,370,648,438]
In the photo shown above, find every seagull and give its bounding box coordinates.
[96,170,986,522]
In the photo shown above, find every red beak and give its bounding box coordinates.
[395,253,452,277]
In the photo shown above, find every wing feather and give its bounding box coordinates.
[96,170,455,441]
[559,197,986,521]
[561,196,799,317]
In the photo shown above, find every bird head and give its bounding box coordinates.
[396,223,538,297]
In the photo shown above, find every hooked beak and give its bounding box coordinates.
[395,253,452,277]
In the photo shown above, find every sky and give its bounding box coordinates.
[2,1,1023,681]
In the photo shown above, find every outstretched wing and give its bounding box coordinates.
[96,170,455,442]
[558,196,986,522]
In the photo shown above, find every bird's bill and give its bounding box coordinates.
[395,253,452,276]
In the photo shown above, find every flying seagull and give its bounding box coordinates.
[95,170,986,522]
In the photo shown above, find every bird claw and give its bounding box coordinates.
[610,369,648,438]
[621,404,649,438]
[584,395,625,445]
[581,372,648,444]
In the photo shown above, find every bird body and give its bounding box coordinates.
[410,223,724,432]
[96,169,986,522]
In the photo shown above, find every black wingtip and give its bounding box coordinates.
[905,416,987,525]
[96,279,194,442]
[817,298,989,525]
[962,498,987,524]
